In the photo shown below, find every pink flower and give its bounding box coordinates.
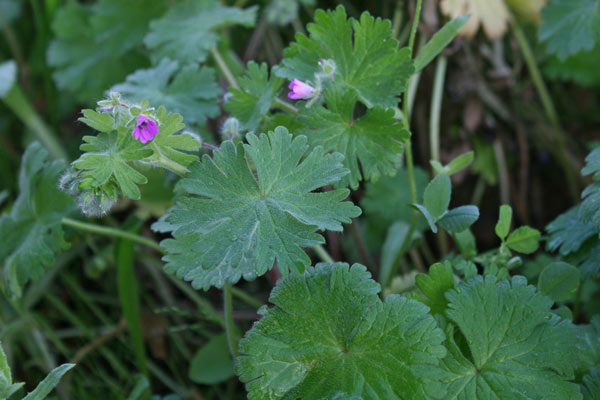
[287,79,315,100]
[131,115,158,144]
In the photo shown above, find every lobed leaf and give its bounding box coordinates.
[236,262,447,400]
[153,127,361,290]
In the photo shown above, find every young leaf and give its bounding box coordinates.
[442,275,581,399]
[539,0,600,60]
[149,107,201,168]
[546,205,598,255]
[22,363,75,400]
[189,334,234,385]
[495,204,513,240]
[423,173,451,221]
[225,62,284,133]
[0,60,16,98]
[446,150,474,175]
[505,226,541,254]
[0,143,75,298]
[582,366,600,400]
[0,341,24,399]
[296,88,409,189]
[144,1,257,64]
[581,147,600,228]
[73,131,152,200]
[438,205,479,233]
[414,15,470,72]
[411,203,438,233]
[236,263,447,400]
[537,261,581,302]
[413,261,454,314]
[152,127,361,290]
[276,6,414,108]
[111,59,221,125]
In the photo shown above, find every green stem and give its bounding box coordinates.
[512,21,579,201]
[151,142,189,176]
[211,47,239,89]
[407,0,423,56]
[223,283,239,359]
[274,98,299,114]
[429,55,447,165]
[349,219,374,268]
[313,244,334,263]
[3,85,67,160]
[230,286,263,309]
[61,217,163,253]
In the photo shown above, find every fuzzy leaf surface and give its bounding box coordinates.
[236,262,447,400]
[153,127,361,290]
[224,62,284,132]
[145,0,257,64]
[582,366,600,400]
[276,6,413,108]
[0,341,23,398]
[539,0,600,60]
[441,275,581,399]
[111,59,221,125]
[296,88,408,189]
[0,143,75,298]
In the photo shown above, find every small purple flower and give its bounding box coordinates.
[131,115,158,144]
[288,79,315,100]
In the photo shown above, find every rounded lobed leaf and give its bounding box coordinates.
[236,262,447,400]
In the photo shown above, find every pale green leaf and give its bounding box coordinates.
[446,151,474,175]
[414,261,454,314]
[224,62,284,132]
[276,6,414,108]
[539,0,600,60]
[537,261,580,302]
[414,15,470,72]
[145,0,257,64]
[424,173,451,221]
[582,366,600,400]
[411,203,438,233]
[189,334,234,384]
[112,59,221,125]
[438,205,479,233]
[495,204,513,240]
[149,106,201,168]
[546,206,598,255]
[0,60,16,98]
[0,341,24,399]
[505,226,541,254]
[23,363,75,400]
[296,87,409,189]
[236,262,447,400]
[442,275,581,399]
[153,127,361,290]
[0,143,75,298]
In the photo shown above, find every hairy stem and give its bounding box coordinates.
[313,244,334,263]
[61,218,163,253]
[211,47,239,89]
[223,283,239,358]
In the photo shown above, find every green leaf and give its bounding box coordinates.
[116,225,148,377]
[546,205,598,255]
[438,205,479,233]
[411,203,438,233]
[578,242,600,278]
[0,143,75,298]
[145,0,257,64]
[495,204,513,240]
[22,363,75,400]
[505,226,541,254]
[414,261,454,314]
[0,60,16,98]
[47,0,163,100]
[80,109,116,133]
[73,130,151,200]
[236,262,447,400]
[296,88,409,189]
[574,317,600,376]
[224,62,284,132]
[112,59,221,126]
[361,166,429,231]
[189,334,234,384]
[537,261,580,302]
[442,275,581,399]
[581,147,600,228]
[423,173,451,221]
[582,366,600,400]
[445,151,474,175]
[539,0,600,60]
[544,45,600,87]
[276,6,414,108]
[414,15,470,72]
[452,229,478,260]
[0,341,24,399]
[149,106,201,168]
[379,221,422,286]
[153,127,361,290]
